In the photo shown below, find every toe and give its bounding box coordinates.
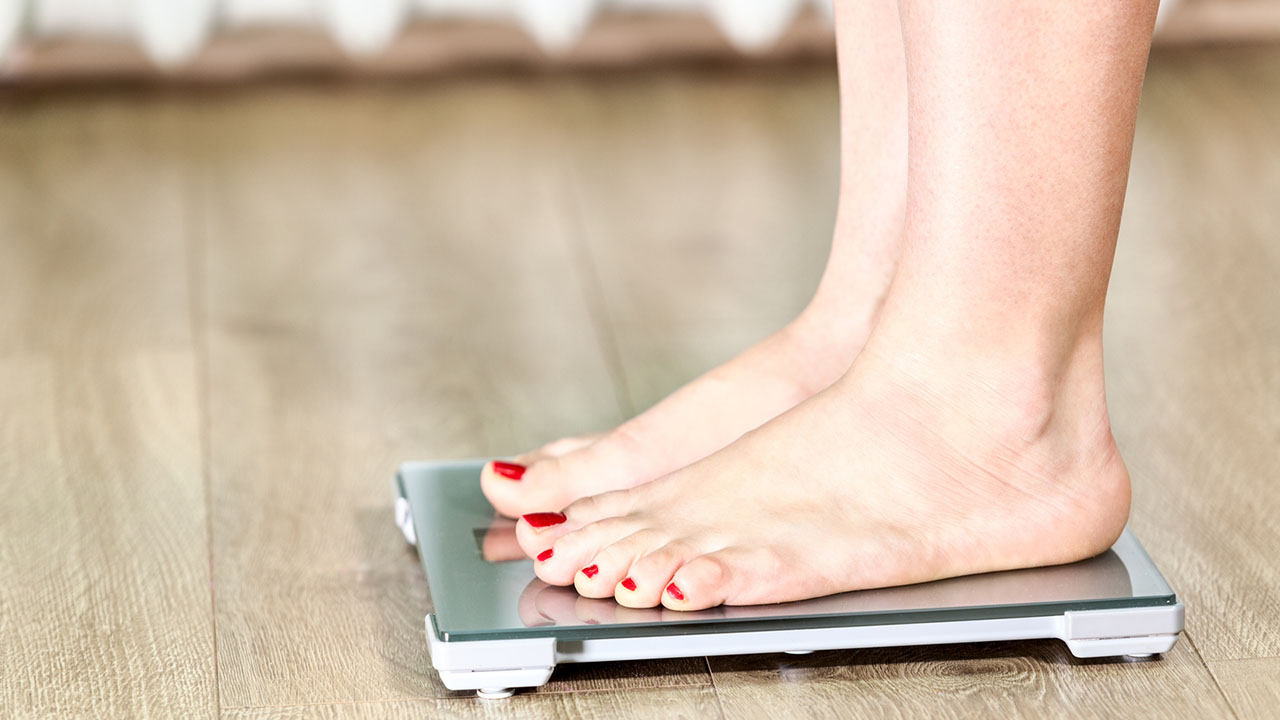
[662,549,739,611]
[483,446,643,520]
[573,528,667,601]
[482,455,580,519]
[612,539,703,608]
[562,485,638,525]
[479,459,525,505]
[514,508,574,559]
[529,516,646,586]
[513,482,641,556]
[480,458,534,518]
[572,560,611,599]
[663,546,796,610]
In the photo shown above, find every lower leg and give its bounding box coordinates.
[876,0,1159,382]
[797,0,909,340]
[480,0,908,518]
[517,0,1160,611]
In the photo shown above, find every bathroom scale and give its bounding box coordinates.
[394,459,1184,698]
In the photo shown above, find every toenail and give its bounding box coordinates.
[666,583,684,601]
[621,577,637,591]
[581,564,599,578]
[536,548,553,562]
[522,512,566,528]
[492,461,526,480]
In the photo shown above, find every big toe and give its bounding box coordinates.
[481,456,583,518]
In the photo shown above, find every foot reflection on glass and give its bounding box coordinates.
[480,514,525,563]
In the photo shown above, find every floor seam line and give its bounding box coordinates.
[1184,629,1243,719]
[1207,654,1280,663]
[705,656,728,719]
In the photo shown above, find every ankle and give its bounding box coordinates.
[779,312,869,397]
[787,276,889,373]
[857,324,1113,455]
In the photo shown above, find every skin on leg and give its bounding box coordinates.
[518,0,1160,611]
[478,0,910,519]
[880,0,1159,372]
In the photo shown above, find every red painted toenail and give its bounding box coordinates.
[621,577,637,591]
[492,461,526,480]
[536,548,553,562]
[666,583,684,601]
[522,512,566,528]
[581,564,599,578]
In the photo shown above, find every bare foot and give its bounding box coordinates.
[481,303,876,518]
[514,333,1131,610]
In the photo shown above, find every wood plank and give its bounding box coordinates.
[710,636,1232,719]
[0,96,193,353]
[222,684,721,719]
[1209,657,1280,720]
[560,69,838,412]
[0,354,215,718]
[0,96,216,717]
[194,82,710,709]
[1105,46,1280,663]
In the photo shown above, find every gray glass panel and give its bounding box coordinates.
[401,461,1177,642]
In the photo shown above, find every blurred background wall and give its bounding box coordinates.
[1,0,1276,84]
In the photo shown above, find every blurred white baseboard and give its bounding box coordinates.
[1,6,838,84]
[0,0,829,67]
[0,0,1275,85]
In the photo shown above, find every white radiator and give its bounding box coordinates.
[0,0,836,66]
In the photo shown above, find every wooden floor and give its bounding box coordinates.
[1,45,1277,718]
